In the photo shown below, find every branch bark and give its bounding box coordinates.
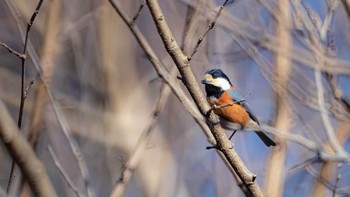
[144,0,263,196]
[0,100,57,197]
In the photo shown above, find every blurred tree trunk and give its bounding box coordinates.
[264,0,292,196]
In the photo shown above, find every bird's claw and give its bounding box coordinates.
[206,145,217,150]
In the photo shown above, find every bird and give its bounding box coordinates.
[201,68,276,147]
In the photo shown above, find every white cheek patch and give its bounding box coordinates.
[215,78,231,90]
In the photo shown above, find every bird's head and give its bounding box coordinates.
[201,69,232,91]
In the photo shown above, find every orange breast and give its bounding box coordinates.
[208,91,249,126]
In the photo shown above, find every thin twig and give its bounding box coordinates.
[207,98,246,115]
[7,0,44,195]
[4,1,95,196]
[0,41,25,59]
[131,1,145,24]
[188,0,230,60]
[17,0,44,129]
[48,146,83,197]
[48,90,96,197]
[184,0,350,75]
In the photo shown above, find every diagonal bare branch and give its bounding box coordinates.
[143,0,264,196]
[0,100,57,197]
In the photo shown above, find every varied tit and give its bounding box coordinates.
[201,69,276,147]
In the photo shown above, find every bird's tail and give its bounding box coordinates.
[246,120,276,147]
[219,118,276,147]
[254,131,276,147]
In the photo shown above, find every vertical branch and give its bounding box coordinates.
[264,0,292,196]
[17,0,44,129]
[299,1,348,156]
[18,1,62,195]
[311,20,348,195]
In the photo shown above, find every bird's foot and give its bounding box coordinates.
[206,145,217,150]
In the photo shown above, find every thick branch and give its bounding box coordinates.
[144,0,263,196]
[0,100,57,197]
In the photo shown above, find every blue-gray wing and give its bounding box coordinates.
[227,89,260,125]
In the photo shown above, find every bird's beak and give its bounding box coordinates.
[201,79,207,84]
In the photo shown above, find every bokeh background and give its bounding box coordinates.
[0,0,350,196]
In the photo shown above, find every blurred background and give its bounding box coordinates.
[0,0,350,196]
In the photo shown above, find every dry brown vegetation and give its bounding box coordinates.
[0,0,350,196]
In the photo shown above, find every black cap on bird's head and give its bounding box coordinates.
[201,69,232,88]
[201,69,232,97]
[205,69,230,81]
